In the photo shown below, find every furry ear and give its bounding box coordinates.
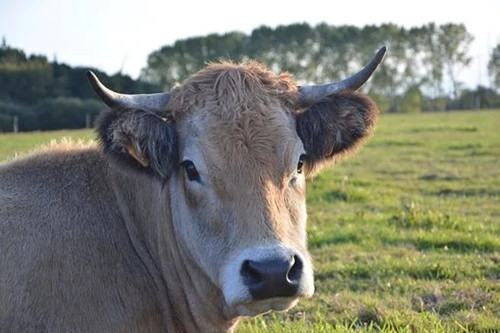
[296,92,378,176]
[96,108,178,179]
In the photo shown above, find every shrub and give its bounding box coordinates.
[0,100,37,131]
[34,97,103,130]
[401,86,422,113]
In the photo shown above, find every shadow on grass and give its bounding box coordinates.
[427,188,500,197]
[383,236,499,254]
[309,232,361,249]
[410,126,478,133]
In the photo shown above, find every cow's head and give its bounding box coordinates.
[88,47,385,318]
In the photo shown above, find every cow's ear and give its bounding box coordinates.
[96,108,178,179]
[296,92,378,176]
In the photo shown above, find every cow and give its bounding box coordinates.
[0,47,385,332]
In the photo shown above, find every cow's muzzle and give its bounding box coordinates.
[221,245,314,317]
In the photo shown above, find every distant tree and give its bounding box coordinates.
[401,85,422,113]
[457,86,500,110]
[0,48,53,104]
[409,23,443,96]
[0,100,37,131]
[437,24,473,100]
[0,40,161,131]
[141,32,247,88]
[141,22,476,114]
[488,44,500,93]
[34,97,102,130]
[0,113,13,132]
[368,93,390,113]
[421,96,447,112]
[0,22,487,131]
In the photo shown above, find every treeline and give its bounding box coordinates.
[142,22,500,113]
[2,23,500,132]
[0,38,160,132]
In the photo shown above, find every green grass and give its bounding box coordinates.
[0,129,96,161]
[1,111,499,332]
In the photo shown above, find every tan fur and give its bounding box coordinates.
[167,61,300,119]
[170,61,301,181]
[170,62,307,245]
[127,143,149,167]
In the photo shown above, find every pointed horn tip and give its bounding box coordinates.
[86,70,101,88]
[297,45,388,102]
[376,46,387,62]
[86,70,94,80]
[86,70,119,108]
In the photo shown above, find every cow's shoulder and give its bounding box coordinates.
[0,140,114,231]
[1,140,107,189]
[0,140,164,331]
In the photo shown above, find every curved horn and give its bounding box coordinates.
[87,71,170,113]
[299,46,387,104]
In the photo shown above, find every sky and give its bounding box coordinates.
[1,0,499,88]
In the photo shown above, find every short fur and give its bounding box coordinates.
[167,61,300,119]
[0,61,378,332]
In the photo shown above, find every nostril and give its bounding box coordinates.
[287,255,303,283]
[241,260,262,285]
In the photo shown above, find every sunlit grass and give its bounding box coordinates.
[0,128,96,161]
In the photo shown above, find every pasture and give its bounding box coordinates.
[1,111,499,332]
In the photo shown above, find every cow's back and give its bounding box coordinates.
[0,145,164,331]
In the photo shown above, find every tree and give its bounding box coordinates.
[141,32,247,88]
[140,22,476,114]
[409,23,443,96]
[488,44,500,93]
[437,24,473,100]
[0,41,162,131]
[401,85,422,113]
[0,48,53,104]
[34,97,102,130]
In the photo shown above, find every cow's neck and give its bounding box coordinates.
[110,169,239,332]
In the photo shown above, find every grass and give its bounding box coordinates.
[0,129,95,161]
[1,110,499,332]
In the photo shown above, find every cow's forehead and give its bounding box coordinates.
[180,97,304,189]
[170,62,305,190]
[167,61,300,120]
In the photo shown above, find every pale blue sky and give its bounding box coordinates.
[1,0,499,88]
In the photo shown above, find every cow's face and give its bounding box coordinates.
[89,48,384,318]
[168,76,313,316]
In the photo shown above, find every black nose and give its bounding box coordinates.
[240,255,303,300]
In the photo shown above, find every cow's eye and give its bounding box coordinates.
[181,160,201,182]
[297,154,306,174]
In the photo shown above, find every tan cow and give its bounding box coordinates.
[0,47,385,332]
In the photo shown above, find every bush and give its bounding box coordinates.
[0,113,13,132]
[0,100,37,131]
[34,97,103,130]
[0,98,104,132]
[368,93,390,113]
[422,96,447,112]
[401,86,422,113]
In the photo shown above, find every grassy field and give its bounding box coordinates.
[0,129,95,161]
[1,111,499,332]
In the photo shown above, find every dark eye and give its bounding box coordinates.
[181,160,201,182]
[297,154,306,174]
